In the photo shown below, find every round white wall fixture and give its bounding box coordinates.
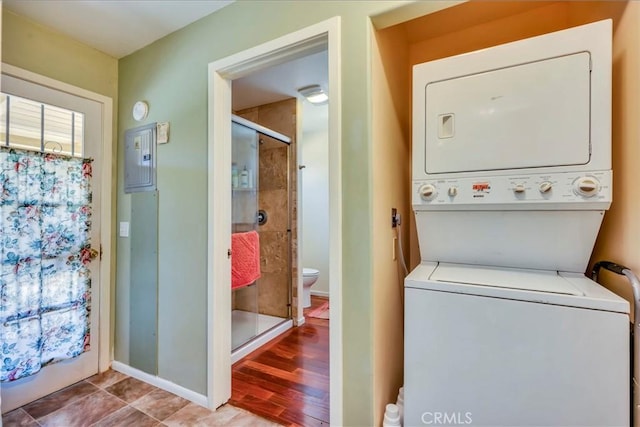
[132,101,149,121]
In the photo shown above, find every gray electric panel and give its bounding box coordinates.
[125,123,157,193]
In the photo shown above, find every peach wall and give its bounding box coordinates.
[408,2,571,65]
[371,22,410,427]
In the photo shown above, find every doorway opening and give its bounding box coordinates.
[207,17,342,426]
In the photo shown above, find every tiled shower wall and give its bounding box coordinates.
[236,98,298,322]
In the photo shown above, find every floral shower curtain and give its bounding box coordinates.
[0,147,93,382]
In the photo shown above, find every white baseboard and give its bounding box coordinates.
[297,316,306,326]
[311,290,329,298]
[111,361,208,407]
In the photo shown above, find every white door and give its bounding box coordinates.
[0,74,102,412]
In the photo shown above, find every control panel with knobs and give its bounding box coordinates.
[539,181,553,194]
[573,176,600,197]
[419,184,437,201]
[413,171,611,207]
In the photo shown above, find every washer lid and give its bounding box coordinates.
[430,263,582,295]
[405,262,629,314]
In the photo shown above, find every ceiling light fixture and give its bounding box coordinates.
[297,85,328,105]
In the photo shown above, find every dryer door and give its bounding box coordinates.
[424,52,591,174]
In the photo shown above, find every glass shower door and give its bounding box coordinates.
[231,121,259,350]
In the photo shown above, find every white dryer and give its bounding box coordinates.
[406,19,630,427]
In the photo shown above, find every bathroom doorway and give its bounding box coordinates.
[208,17,341,425]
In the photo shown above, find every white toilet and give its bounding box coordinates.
[302,268,320,308]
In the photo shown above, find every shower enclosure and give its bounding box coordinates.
[231,115,293,360]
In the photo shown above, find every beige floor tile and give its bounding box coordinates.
[104,376,157,403]
[21,381,98,419]
[210,406,281,427]
[1,408,39,427]
[171,404,282,427]
[191,405,245,426]
[38,390,126,427]
[7,371,279,427]
[131,388,190,421]
[92,406,159,427]
[162,402,216,427]
[86,370,129,389]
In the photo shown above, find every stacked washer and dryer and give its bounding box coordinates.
[405,20,630,426]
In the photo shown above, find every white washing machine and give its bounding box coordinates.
[406,20,630,426]
[405,263,629,426]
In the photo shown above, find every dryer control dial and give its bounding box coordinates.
[448,187,458,197]
[513,184,526,194]
[539,181,553,194]
[419,184,437,201]
[574,176,600,197]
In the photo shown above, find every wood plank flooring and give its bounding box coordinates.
[230,296,330,427]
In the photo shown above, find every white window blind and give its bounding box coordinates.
[0,93,84,157]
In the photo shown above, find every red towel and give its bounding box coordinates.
[231,231,261,289]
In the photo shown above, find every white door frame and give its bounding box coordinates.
[207,17,342,425]
[1,63,114,374]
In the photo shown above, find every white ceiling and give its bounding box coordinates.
[232,50,328,111]
[4,0,234,58]
[233,49,329,134]
[5,0,329,132]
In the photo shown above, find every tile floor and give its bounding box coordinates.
[2,369,281,426]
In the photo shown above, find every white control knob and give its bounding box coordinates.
[513,184,525,194]
[574,176,600,197]
[539,181,553,194]
[448,187,458,197]
[419,184,437,201]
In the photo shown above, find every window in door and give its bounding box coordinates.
[0,93,84,157]
[0,92,93,383]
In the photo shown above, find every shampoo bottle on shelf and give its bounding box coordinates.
[240,166,249,188]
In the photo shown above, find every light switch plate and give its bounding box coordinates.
[119,221,130,237]
[157,122,170,144]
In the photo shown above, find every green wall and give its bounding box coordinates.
[2,0,410,422]
[116,1,409,423]
[2,9,118,98]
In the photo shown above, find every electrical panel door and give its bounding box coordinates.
[125,123,157,193]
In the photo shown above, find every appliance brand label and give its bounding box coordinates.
[472,182,491,198]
